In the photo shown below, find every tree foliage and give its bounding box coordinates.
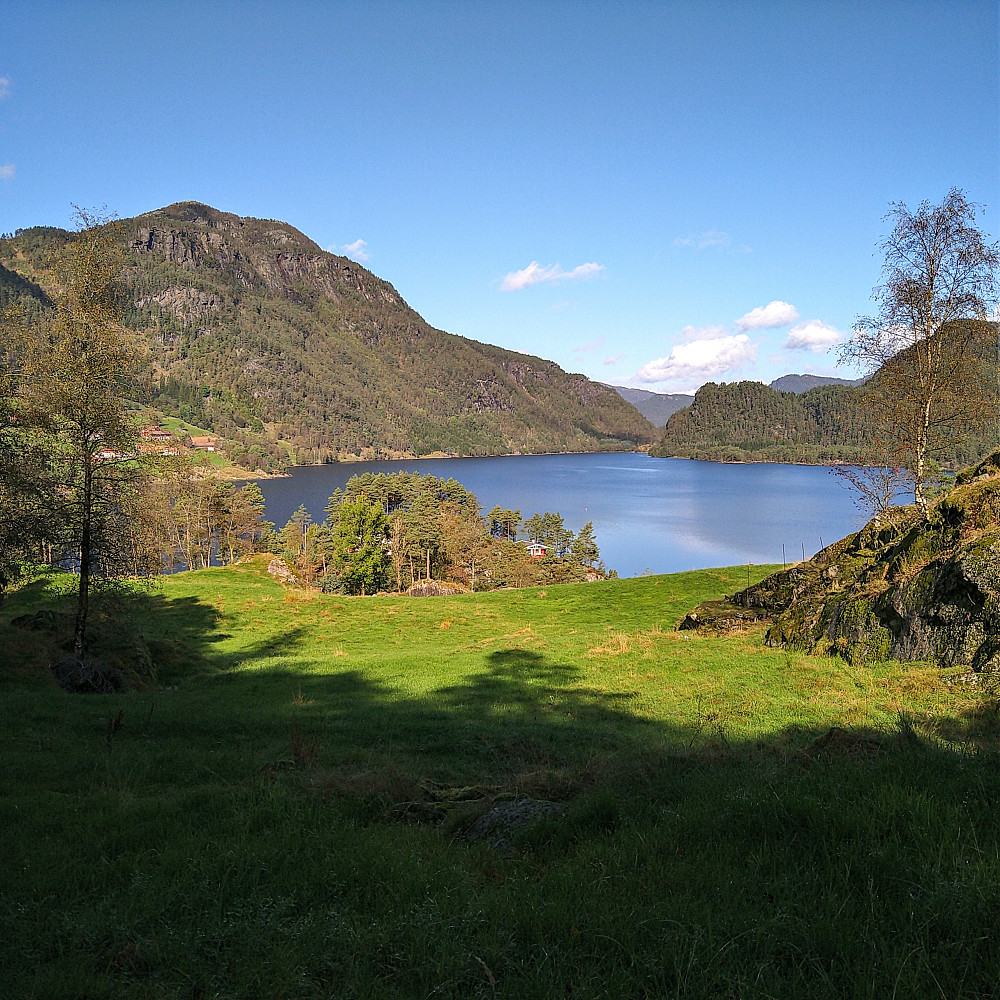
[322,471,605,593]
[328,495,390,595]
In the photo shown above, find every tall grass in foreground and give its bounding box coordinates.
[2,561,999,998]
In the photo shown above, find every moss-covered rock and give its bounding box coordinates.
[683,451,1000,669]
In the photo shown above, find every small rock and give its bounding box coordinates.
[464,798,563,854]
[267,557,300,585]
[51,655,122,693]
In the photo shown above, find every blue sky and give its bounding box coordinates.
[2,0,998,392]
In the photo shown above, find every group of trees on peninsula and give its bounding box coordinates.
[282,472,605,596]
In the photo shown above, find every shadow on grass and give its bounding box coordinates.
[7,577,1000,999]
[7,571,1000,814]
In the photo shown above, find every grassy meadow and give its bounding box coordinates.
[3,559,1000,998]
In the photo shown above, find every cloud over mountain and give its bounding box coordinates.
[335,239,370,263]
[636,333,755,385]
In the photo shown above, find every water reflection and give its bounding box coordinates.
[253,453,889,578]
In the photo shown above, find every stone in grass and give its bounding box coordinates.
[267,557,300,585]
[464,798,564,854]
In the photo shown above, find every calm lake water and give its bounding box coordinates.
[253,453,879,578]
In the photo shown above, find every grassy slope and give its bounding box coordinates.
[3,562,1000,998]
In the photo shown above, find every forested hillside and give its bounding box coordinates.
[650,381,870,463]
[0,204,656,471]
[651,363,997,468]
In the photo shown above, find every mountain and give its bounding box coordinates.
[0,203,656,471]
[605,385,694,427]
[769,373,866,393]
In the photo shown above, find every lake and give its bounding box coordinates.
[253,452,879,579]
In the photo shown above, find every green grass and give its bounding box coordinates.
[3,561,1000,998]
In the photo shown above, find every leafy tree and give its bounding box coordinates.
[570,521,600,567]
[841,189,1000,505]
[489,538,535,588]
[328,494,390,595]
[407,492,442,581]
[280,504,325,583]
[487,505,521,541]
[7,211,158,655]
[441,505,491,590]
[0,349,53,593]
[217,481,268,565]
[388,513,412,591]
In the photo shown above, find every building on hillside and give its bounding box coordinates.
[189,435,218,452]
[527,541,547,559]
[141,426,173,441]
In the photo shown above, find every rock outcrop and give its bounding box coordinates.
[682,453,1000,669]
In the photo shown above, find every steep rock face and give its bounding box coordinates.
[682,453,1000,669]
[137,286,221,322]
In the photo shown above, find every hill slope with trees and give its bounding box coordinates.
[0,203,656,471]
[649,380,874,464]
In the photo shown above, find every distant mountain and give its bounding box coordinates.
[606,385,695,427]
[769,373,867,393]
[0,203,657,471]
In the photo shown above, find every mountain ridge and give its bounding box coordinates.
[0,202,657,471]
[769,373,866,393]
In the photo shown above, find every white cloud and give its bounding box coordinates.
[500,260,604,291]
[735,300,799,331]
[0,78,10,100]
[636,334,756,385]
[333,239,370,263]
[603,354,624,365]
[673,230,732,250]
[783,320,844,352]
[0,164,14,181]
[574,337,605,354]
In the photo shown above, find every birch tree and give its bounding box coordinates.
[841,189,999,505]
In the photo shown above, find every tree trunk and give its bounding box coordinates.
[74,463,93,657]
[914,397,932,507]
